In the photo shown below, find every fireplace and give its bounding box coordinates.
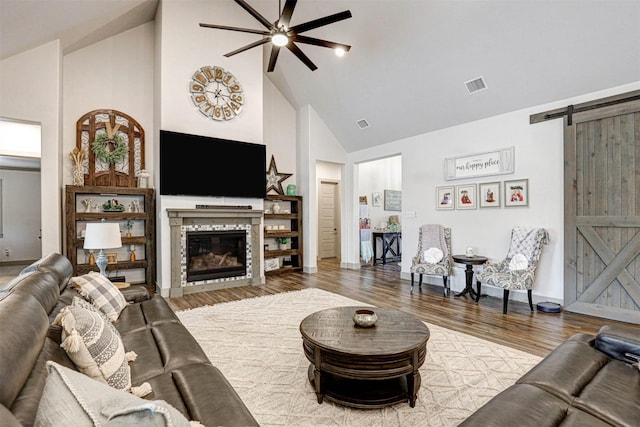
[167,208,263,297]
[186,230,246,281]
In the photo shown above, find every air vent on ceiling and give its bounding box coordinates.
[356,118,371,129]
[464,76,487,94]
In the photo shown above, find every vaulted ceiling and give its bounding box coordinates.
[2,0,639,153]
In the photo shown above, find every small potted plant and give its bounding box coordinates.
[276,237,290,250]
[123,220,133,237]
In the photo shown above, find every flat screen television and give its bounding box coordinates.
[159,130,266,198]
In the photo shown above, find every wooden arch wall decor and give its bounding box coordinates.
[76,109,145,187]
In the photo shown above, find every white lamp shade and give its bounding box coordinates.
[83,222,122,250]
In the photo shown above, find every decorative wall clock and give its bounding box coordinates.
[189,65,244,121]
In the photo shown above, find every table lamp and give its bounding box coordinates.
[83,219,122,276]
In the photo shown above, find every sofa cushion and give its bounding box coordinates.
[35,361,196,427]
[516,334,609,403]
[459,383,570,427]
[20,253,73,291]
[572,359,640,426]
[55,304,131,391]
[0,287,50,410]
[9,338,76,427]
[70,272,126,322]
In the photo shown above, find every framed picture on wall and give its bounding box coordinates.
[455,184,477,210]
[436,186,454,210]
[384,190,402,211]
[372,192,382,207]
[479,182,501,208]
[504,179,529,207]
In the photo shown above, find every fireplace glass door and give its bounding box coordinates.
[186,231,246,282]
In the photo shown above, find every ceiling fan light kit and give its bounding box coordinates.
[200,0,352,72]
[271,32,289,47]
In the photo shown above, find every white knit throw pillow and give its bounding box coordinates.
[423,247,444,264]
[509,253,529,271]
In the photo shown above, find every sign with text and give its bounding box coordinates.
[444,147,515,180]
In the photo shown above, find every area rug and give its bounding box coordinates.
[176,288,541,426]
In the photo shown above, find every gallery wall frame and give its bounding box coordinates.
[444,146,515,180]
[504,179,529,207]
[384,190,402,211]
[479,181,501,208]
[436,186,455,210]
[455,184,477,210]
[372,192,382,207]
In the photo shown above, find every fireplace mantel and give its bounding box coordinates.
[167,208,264,296]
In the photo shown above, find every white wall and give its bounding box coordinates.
[0,169,41,261]
[0,41,62,257]
[156,0,266,294]
[344,81,640,305]
[358,156,402,230]
[264,76,297,186]
[298,104,348,273]
[63,22,156,185]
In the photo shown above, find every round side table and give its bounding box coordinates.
[452,255,488,301]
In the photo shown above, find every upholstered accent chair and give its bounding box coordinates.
[410,225,452,295]
[477,227,550,314]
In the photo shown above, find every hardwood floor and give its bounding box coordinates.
[166,258,640,358]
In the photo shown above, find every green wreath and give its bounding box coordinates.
[92,132,128,164]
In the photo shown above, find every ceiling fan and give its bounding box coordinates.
[199,0,352,72]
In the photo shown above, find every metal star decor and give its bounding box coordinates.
[266,155,292,195]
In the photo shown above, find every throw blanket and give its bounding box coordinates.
[421,224,448,261]
[506,227,550,263]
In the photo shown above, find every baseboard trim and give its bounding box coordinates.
[0,259,36,267]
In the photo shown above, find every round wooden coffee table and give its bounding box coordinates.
[299,306,430,408]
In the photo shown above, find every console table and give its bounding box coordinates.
[373,231,402,265]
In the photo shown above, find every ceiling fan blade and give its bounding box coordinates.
[286,42,317,71]
[279,0,297,28]
[290,10,352,34]
[293,35,351,51]
[234,0,273,29]
[224,38,271,57]
[267,46,281,72]
[199,23,269,36]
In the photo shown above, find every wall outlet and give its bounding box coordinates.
[4,248,9,257]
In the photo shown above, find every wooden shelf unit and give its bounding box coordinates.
[65,185,156,291]
[264,195,303,275]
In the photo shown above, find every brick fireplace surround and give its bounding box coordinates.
[167,208,263,297]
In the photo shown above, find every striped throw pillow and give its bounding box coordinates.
[55,304,131,391]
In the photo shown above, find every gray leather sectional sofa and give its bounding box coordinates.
[461,323,640,426]
[0,252,258,426]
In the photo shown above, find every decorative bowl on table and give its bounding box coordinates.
[353,309,377,328]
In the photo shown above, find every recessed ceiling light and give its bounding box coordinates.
[335,47,345,57]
